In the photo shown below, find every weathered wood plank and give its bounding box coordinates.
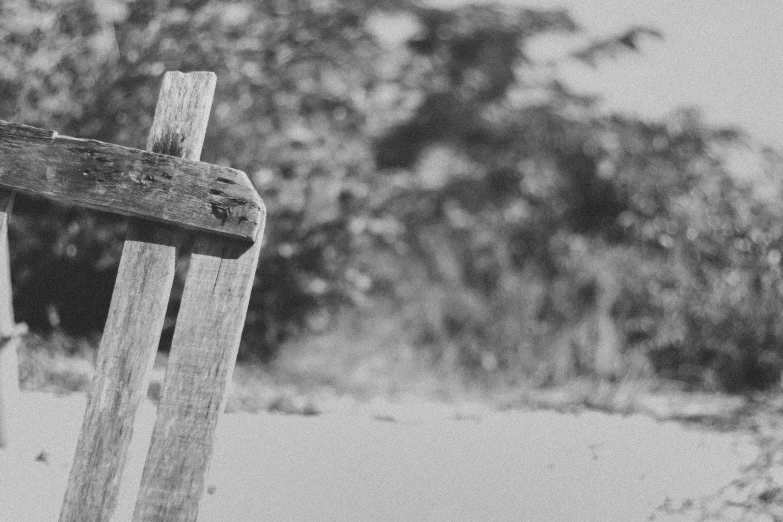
[0,189,18,448]
[0,120,263,241]
[0,190,15,335]
[59,71,217,522]
[133,223,263,520]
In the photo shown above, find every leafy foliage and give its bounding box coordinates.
[1,0,781,390]
[2,0,387,353]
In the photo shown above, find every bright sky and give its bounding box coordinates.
[421,0,783,151]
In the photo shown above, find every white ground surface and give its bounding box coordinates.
[0,392,761,522]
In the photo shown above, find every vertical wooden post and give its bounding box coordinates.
[133,235,262,521]
[59,72,217,522]
[0,190,18,448]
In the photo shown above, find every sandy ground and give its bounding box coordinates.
[0,391,764,522]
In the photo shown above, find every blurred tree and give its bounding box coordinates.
[1,0,780,390]
[364,4,662,376]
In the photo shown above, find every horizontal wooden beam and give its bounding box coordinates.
[0,121,264,241]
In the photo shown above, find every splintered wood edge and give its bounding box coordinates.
[0,120,265,242]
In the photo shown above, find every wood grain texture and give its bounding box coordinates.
[0,189,17,448]
[133,224,264,520]
[0,190,15,336]
[59,72,217,522]
[0,120,263,241]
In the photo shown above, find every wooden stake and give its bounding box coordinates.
[132,90,265,517]
[0,189,18,448]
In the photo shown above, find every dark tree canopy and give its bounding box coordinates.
[1,0,780,391]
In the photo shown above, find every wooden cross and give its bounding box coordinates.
[1,71,266,521]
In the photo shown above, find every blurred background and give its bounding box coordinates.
[2,0,783,404]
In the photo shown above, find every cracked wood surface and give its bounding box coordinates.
[0,120,263,241]
[133,234,262,522]
[59,71,217,522]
